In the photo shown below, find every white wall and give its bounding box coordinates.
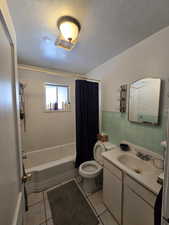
[19,68,76,152]
[88,26,169,113]
[0,1,22,224]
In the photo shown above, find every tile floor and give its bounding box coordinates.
[24,179,118,225]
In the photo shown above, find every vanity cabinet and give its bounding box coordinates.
[123,185,154,225]
[103,159,122,224]
[103,158,157,225]
[123,175,156,225]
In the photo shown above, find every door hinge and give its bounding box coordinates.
[22,173,32,183]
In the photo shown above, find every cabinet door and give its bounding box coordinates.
[103,168,122,224]
[123,185,154,225]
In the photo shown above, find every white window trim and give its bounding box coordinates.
[43,82,71,112]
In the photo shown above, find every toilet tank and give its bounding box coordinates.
[93,141,116,165]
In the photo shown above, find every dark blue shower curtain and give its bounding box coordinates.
[75,80,99,168]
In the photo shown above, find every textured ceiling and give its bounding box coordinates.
[7,0,169,74]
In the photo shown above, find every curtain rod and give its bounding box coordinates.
[18,64,101,82]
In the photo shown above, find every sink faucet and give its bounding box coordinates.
[136,152,152,161]
[142,154,152,161]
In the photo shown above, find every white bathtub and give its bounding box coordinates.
[24,143,76,193]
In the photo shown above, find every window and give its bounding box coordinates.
[45,83,70,111]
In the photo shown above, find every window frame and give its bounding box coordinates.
[44,82,71,112]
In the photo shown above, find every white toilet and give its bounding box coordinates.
[79,141,116,193]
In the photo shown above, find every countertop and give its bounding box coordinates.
[102,146,163,195]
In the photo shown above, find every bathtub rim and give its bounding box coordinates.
[26,154,76,173]
[25,142,76,155]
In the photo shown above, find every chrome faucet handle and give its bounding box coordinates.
[136,152,152,161]
[142,154,152,161]
[136,152,144,158]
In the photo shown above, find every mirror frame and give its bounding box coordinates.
[128,77,161,125]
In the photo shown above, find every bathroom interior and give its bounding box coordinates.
[1,0,169,225]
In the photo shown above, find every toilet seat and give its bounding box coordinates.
[79,160,102,178]
[78,141,116,193]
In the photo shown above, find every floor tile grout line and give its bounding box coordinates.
[98,209,109,225]
[98,217,105,225]
[28,199,44,209]
[85,190,108,218]
[98,208,107,217]
[86,194,100,218]
[27,179,109,225]
[76,180,104,224]
[99,208,119,225]
[98,215,105,225]
[104,208,119,225]
[75,179,100,218]
[26,192,47,225]
[75,178,109,221]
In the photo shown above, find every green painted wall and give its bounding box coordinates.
[102,111,166,154]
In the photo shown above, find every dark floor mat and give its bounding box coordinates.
[47,180,99,225]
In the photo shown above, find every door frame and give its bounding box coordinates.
[0,1,23,225]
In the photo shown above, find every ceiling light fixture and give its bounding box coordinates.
[55,16,81,51]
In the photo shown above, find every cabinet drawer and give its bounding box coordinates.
[124,174,156,207]
[103,158,122,180]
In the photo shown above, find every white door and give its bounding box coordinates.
[0,1,23,225]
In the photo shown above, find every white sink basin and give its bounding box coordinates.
[118,154,154,175]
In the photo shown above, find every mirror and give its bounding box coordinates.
[128,78,161,124]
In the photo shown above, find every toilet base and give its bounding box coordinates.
[82,173,103,194]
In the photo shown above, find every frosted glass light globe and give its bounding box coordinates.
[59,21,79,42]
